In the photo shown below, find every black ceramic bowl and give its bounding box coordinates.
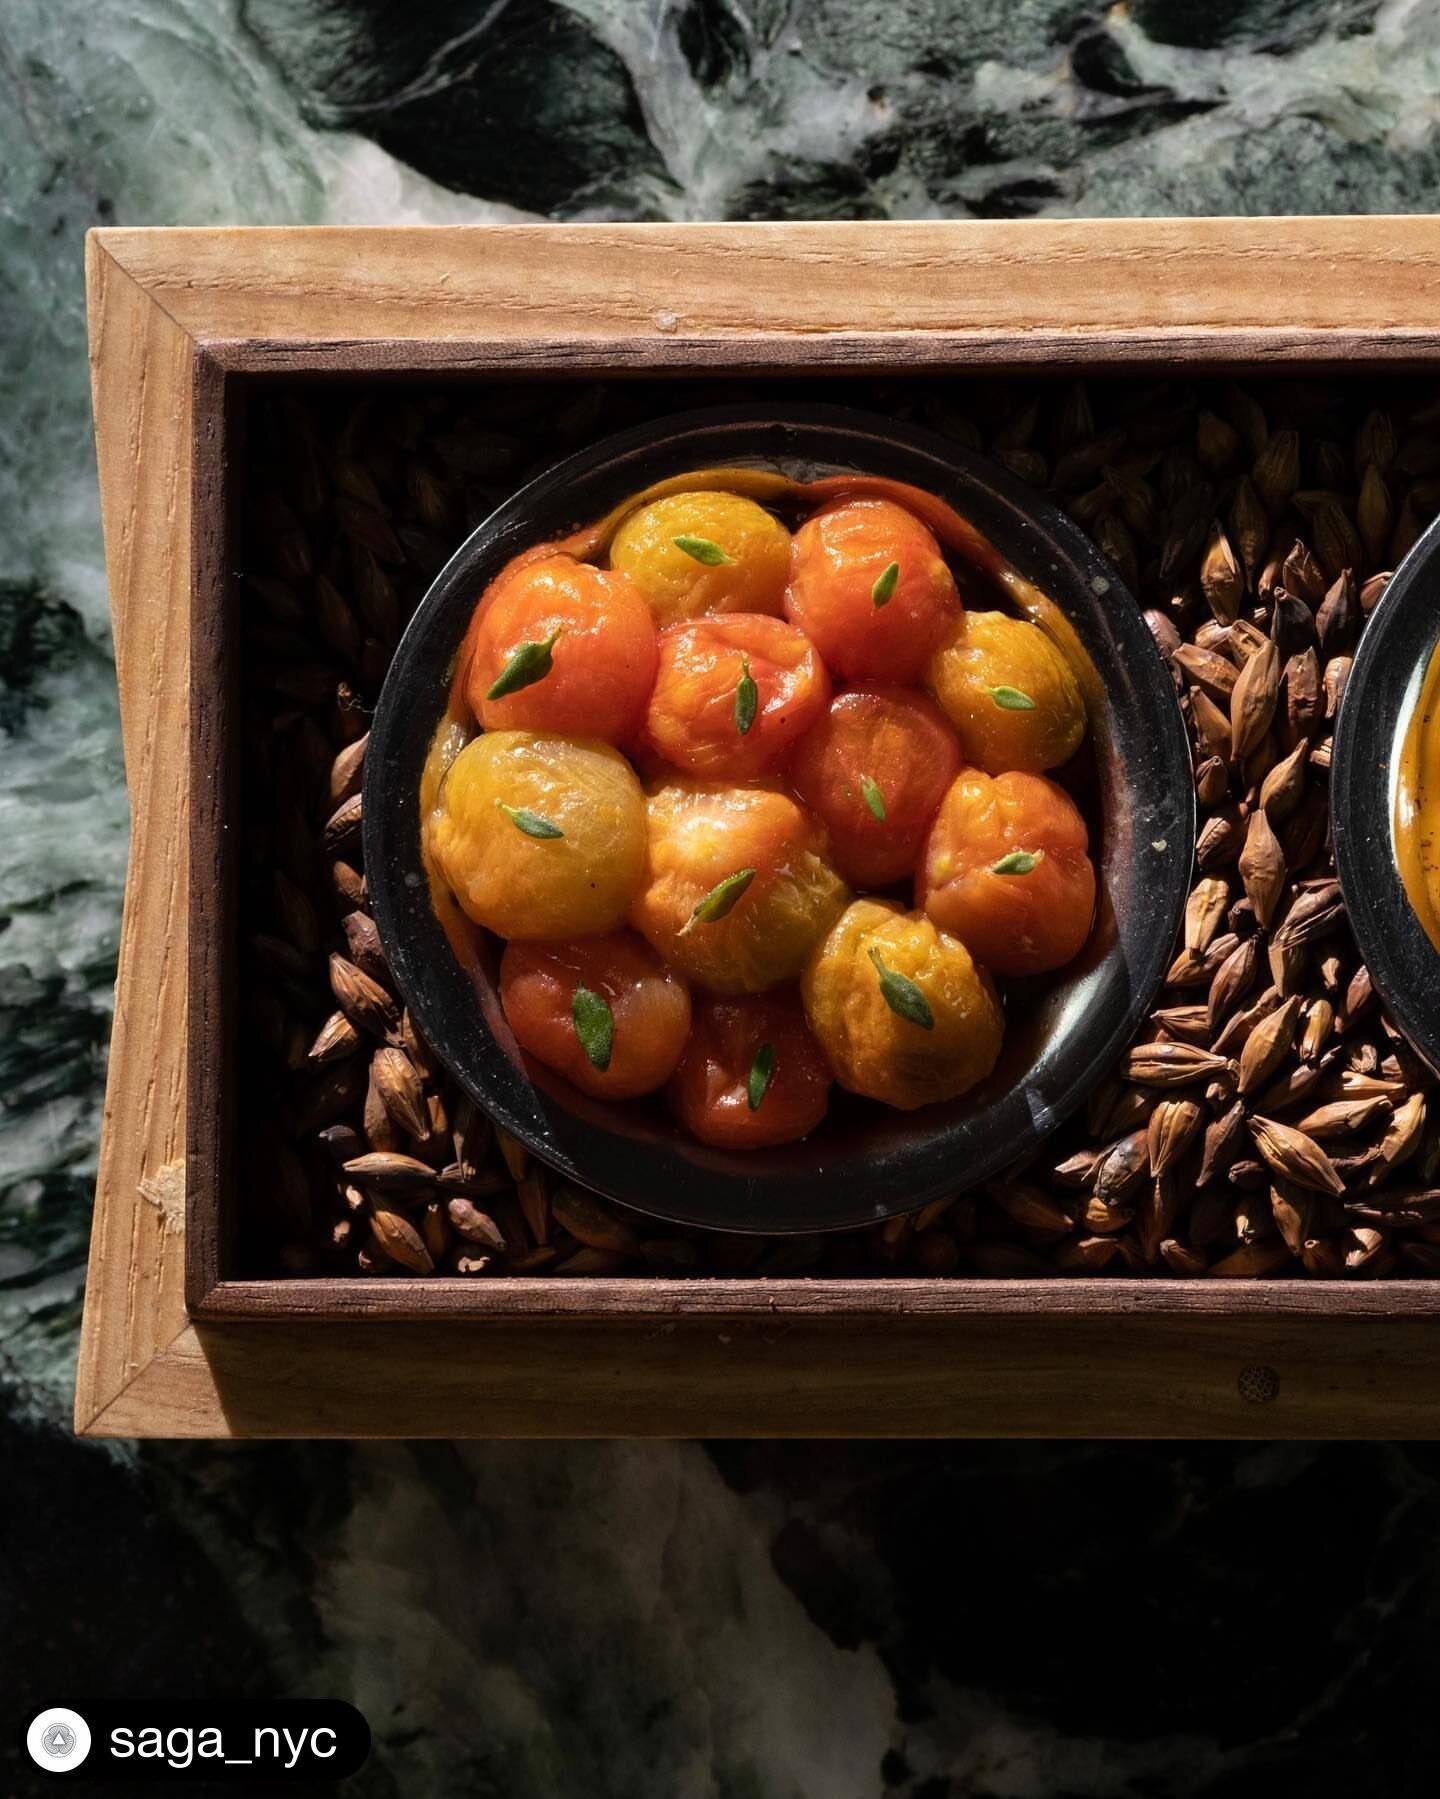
[364,405,1194,1234]
[1332,514,1440,1073]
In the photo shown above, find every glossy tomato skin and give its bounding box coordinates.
[631,779,848,995]
[468,553,659,744]
[802,898,1003,1110]
[926,609,1085,775]
[918,769,1096,977]
[669,990,831,1149]
[784,498,960,683]
[427,731,646,940]
[644,613,831,781]
[609,490,791,627]
[499,932,692,1100]
[787,685,962,888]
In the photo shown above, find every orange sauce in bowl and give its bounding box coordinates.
[1396,637,1440,952]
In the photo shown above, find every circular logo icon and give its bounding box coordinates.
[26,1708,91,1773]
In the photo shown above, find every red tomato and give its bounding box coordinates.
[644,613,831,780]
[918,769,1096,976]
[787,685,962,888]
[499,932,691,1100]
[784,498,960,682]
[469,553,659,744]
[668,990,831,1148]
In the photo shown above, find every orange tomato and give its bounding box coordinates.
[631,779,848,994]
[644,613,831,780]
[609,490,791,626]
[926,609,1085,775]
[499,932,692,1100]
[669,990,831,1149]
[918,769,1096,976]
[784,497,960,682]
[468,553,658,744]
[787,685,962,888]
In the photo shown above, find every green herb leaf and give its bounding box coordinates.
[868,947,934,1030]
[674,534,732,567]
[496,802,564,840]
[747,1043,775,1112]
[860,776,887,822]
[486,628,562,701]
[871,561,900,608]
[735,654,758,736]
[992,849,1041,875]
[572,984,614,1072]
[679,867,756,934]
[986,684,1036,711]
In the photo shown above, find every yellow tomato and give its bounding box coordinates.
[610,491,791,627]
[802,898,1003,1109]
[427,731,645,939]
[927,609,1086,774]
[631,779,848,994]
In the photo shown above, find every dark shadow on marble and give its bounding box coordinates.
[1,1384,305,1798]
[712,1440,1440,1796]
[239,0,671,216]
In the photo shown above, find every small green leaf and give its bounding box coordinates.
[861,776,887,822]
[679,867,756,934]
[735,655,758,736]
[496,802,564,840]
[869,948,934,1030]
[986,684,1036,711]
[572,984,614,1072]
[871,561,900,608]
[486,627,562,701]
[747,1043,775,1112]
[993,849,1041,875]
[674,534,732,566]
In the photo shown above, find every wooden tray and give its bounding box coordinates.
[77,218,1440,1440]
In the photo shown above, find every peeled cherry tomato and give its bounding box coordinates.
[631,779,848,994]
[468,553,658,744]
[784,497,959,682]
[918,769,1096,977]
[499,932,692,1100]
[644,613,831,780]
[927,609,1085,775]
[669,990,831,1149]
[427,731,645,939]
[802,898,1003,1110]
[609,490,792,627]
[787,685,962,888]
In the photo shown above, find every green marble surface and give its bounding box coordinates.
[5,2,1440,1793]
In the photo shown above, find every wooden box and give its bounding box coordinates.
[78,219,1440,1440]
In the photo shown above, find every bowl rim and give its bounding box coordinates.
[363,400,1196,1234]
[1332,510,1440,1074]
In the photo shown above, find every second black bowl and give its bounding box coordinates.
[364,404,1194,1234]
[1332,513,1440,1074]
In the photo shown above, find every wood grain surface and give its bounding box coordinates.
[184,354,240,1311]
[78,220,1440,1440]
[82,1313,1440,1440]
[97,218,1440,364]
[75,237,195,1434]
